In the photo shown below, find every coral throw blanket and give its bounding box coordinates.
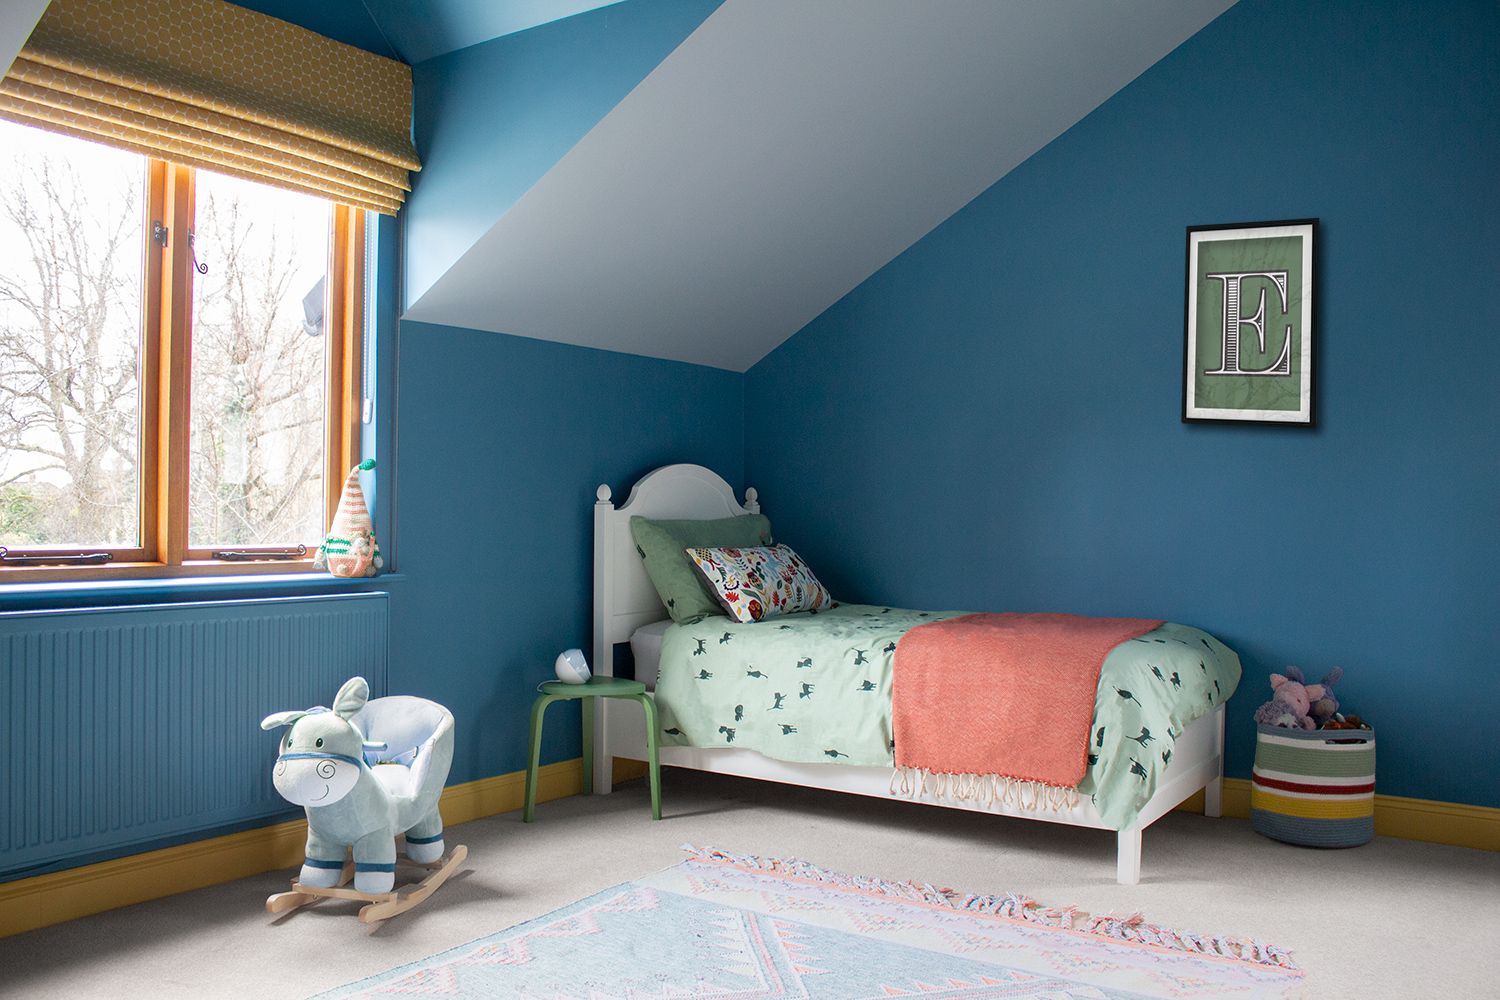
[894,613,1164,793]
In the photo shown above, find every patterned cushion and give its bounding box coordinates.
[630,514,774,623]
[684,544,835,623]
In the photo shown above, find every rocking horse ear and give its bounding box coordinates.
[260,710,305,730]
[333,676,370,719]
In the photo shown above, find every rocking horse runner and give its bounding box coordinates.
[260,677,467,923]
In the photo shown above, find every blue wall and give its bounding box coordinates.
[388,323,742,783]
[392,0,738,785]
[404,0,722,305]
[745,0,1500,808]
[7,0,1493,885]
[0,1,743,879]
[0,319,743,879]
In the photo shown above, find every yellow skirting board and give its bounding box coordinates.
[1175,778,1499,851]
[1,761,1495,939]
[0,757,589,939]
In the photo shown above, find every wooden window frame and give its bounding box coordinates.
[0,157,366,584]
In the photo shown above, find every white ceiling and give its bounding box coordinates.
[0,0,50,76]
[403,0,1236,371]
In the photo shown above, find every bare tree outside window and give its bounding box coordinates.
[0,121,143,548]
[188,172,329,548]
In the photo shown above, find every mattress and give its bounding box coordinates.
[650,604,1241,829]
[629,619,673,690]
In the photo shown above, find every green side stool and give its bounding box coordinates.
[523,677,661,822]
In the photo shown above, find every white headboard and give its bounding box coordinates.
[592,464,759,679]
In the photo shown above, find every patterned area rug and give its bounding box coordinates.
[318,846,1303,999]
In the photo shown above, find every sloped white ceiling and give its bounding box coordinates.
[0,0,50,76]
[403,0,1236,371]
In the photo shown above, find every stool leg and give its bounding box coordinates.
[581,698,595,796]
[636,694,662,820]
[524,696,555,823]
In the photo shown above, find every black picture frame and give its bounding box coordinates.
[1182,218,1318,427]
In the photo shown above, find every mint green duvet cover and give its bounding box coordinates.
[653,604,1240,829]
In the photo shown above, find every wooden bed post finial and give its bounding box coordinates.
[596,484,613,506]
[744,487,759,514]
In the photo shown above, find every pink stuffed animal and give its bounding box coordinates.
[1253,666,1338,730]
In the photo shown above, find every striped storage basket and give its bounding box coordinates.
[1250,723,1375,848]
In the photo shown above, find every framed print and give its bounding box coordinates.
[1183,219,1316,425]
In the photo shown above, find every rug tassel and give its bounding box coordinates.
[1080,909,1300,970]
[680,845,1300,972]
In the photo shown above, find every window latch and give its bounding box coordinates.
[210,544,308,562]
[0,547,113,566]
[189,230,208,275]
[150,223,208,275]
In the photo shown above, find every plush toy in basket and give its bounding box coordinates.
[260,677,467,923]
[1250,665,1374,848]
[1251,665,1342,730]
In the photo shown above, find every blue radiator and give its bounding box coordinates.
[0,593,388,879]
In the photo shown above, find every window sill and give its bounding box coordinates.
[0,559,325,583]
[0,571,403,612]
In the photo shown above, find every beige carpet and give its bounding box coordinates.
[0,771,1495,999]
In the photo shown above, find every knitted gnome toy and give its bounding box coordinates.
[316,459,382,578]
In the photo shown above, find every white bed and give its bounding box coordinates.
[591,463,1225,885]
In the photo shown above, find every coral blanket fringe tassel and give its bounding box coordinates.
[889,765,1082,811]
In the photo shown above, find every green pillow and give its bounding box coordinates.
[630,514,773,623]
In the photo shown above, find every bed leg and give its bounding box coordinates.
[1204,776,1223,819]
[1116,829,1142,886]
[1204,706,1225,818]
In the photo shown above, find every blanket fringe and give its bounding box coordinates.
[679,845,1299,972]
[888,766,1081,812]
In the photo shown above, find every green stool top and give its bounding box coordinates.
[525,674,660,823]
[539,677,646,699]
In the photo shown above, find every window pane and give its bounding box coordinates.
[0,120,145,549]
[188,172,330,548]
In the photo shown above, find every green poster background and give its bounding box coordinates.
[1193,234,1304,412]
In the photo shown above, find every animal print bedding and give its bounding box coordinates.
[652,603,1240,828]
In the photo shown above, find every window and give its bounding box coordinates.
[0,118,365,580]
[187,174,333,553]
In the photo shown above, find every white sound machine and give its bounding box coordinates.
[554,648,591,684]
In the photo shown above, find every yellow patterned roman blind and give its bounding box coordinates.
[0,0,418,215]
